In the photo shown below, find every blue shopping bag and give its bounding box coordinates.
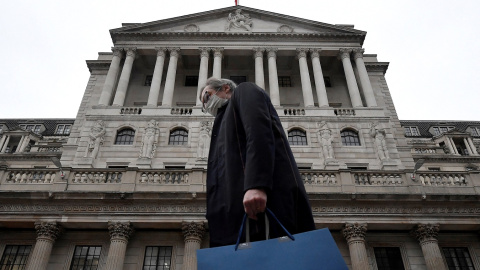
[197,209,348,270]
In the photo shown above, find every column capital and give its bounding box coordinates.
[212,47,224,58]
[252,47,265,58]
[168,47,181,57]
[123,47,137,57]
[266,48,278,59]
[155,47,167,57]
[296,48,309,59]
[342,223,367,242]
[352,48,365,60]
[199,47,210,58]
[111,47,123,57]
[411,224,440,243]
[310,48,322,58]
[108,221,134,241]
[182,221,206,242]
[34,221,62,241]
[338,48,353,60]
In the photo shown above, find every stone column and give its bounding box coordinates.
[444,138,455,154]
[182,222,206,270]
[338,48,363,107]
[162,48,181,107]
[147,48,167,107]
[310,49,329,107]
[0,135,7,151]
[15,136,26,153]
[99,47,123,106]
[19,135,31,152]
[297,49,315,107]
[462,138,474,155]
[25,222,62,270]
[196,48,210,106]
[342,223,369,270]
[112,47,137,106]
[411,224,447,270]
[467,138,478,155]
[448,138,460,155]
[0,135,10,153]
[212,48,224,79]
[104,221,134,270]
[353,49,377,107]
[266,48,280,107]
[253,47,265,89]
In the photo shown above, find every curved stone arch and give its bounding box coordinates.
[113,125,137,145]
[339,126,362,146]
[287,126,309,146]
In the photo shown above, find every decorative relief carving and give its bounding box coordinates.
[155,47,167,57]
[196,121,212,161]
[342,223,367,241]
[352,48,365,60]
[277,25,294,33]
[266,48,278,59]
[168,48,181,57]
[252,47,265,58]
[370,122,390,160]
[411,224,439,243]
[182,221,206,242]
[125,47,137,57]
[111,47,123,57]
[310,48,321,59]
[212,47,224,58]
[225,9,253,32]
[139,120,159,159]
[108,221,134,240]
[199,47,210,58]
[184,24,199,32]
[296,48,308,58]
[338,48,352,60]
[84,120,106,159]
[317,121,336,162]
[35,221,62,241]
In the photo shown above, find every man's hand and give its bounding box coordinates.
[243,188,267,220]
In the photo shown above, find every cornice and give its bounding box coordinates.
[365,62,389,74]
[86,60,111,72]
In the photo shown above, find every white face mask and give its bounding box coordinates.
[204,94,228,116]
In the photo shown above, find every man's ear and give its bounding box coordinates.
[223,84,231,93]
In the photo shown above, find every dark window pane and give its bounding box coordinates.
[69,246,102,270]
[278,76,291,87]
[143,246,173,270]
[442,247,474,270]
[374,247,405,270]
[169,129,188,145]
[288,129,307,146]
[115,129,135,145]
[185,76,199,86]
[0,245,32,270]
[145,75,153,86]
[341,130,361,146]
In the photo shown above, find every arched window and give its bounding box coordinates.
[341,129,361,146]
[288,129,307,146]
[115,128,135,145]
[169,128,188,145]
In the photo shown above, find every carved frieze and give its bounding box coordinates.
[35,221,62,241]
[182,221,206,242]
[108,221,134,241]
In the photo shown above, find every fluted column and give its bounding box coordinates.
[449,138,460,155]
[25,222,62,270]
[310,49,329,107]
[99,48,123,105]
[339,49,363,107]
[196,48,210,106]
[342,223,369,270]
[266,48,280,106]
[0,135,7,152]
[0,135,10,152]
[467,138,478,155]
[162,48,181,107]
[253,48,265,89]
[212,48,224,79]
[18,135,31,152]
[411,224,447,270]
[182,222,206,270]
[112,47,137,106]
[353,49,377,107]
[16,136,26,153]
[147,48,167,107]
[104,221,134,270]
[297,49,315,107]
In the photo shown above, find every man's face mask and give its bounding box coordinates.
[204,93,228,116]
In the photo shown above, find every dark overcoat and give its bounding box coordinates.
[206,82,315,247]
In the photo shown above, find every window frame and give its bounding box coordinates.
[0,244,33,270]
[278,76,292,87]
[441,246,477,270]
[287,128,308,146]
[55,124,72,135]
[69,245,102,270]
[404,126,420,137]
[168,128,189,146]
[20,124,41,133]
[432,126,454,136]
[368,242,411,270]
[142,246,174,270]
[114,128,136,145]
[341,129,361,146]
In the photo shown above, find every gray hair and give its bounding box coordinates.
[199,77,237,101]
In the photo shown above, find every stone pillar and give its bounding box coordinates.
[444,138,455,154]
[182,221,206,270]
[19,135,31,152]
[162,48,181,107]
[266,48,280,107]
[15,136,26,153]
[196,48,210,106]
[297,48,315,107]
[112,47,137,106]
[147,47,167,107]
[212,48,224,79]
[467,138,478,155]
[253,47,265,89]
[310,49,329,107]
[104,221,134,270]
[99,47,123,106]
[338,48,363,107]
[25,222,62,270]
[411,224,447,270]
[449,137,460,155]
[0,135,7,151]
[0,135,10,152]
[353,49,377,107]
[342,223,369,270]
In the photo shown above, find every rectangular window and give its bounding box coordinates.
[185,76,199,87]
[433,126,454,136]
[69,246,102,270]
[373,247,405,270]
[20,124,41,133]
[324,76,332,87]
[471,127,480,137]
[278,76,292,87]
[143,246,173,270]
[56,124,71,135]
[0,245,32,270]
[230,76,247,85]
[404,127,420,137]
[442,247,474,270]
[144,75,153,86]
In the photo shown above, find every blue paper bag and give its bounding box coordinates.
[197,209,348,270]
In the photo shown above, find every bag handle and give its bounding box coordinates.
[235,208,295,251]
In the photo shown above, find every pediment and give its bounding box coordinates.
[111,6,365,36]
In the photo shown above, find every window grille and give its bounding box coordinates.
[404,127,420,137]
[143,246,173,270]
[169,129,188,145]
[442,247,474,270]
[288,129,307,145]
[115,128,135,145]
[432,126,454,136]
[341,129,361,146]
[69,246,102,270]
[0,245,32,270]
[278,76,292,87]
[373,247,405,270]
[56,124,72,135]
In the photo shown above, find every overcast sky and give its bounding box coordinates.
[0,0,479,121]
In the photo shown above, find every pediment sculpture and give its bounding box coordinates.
[225,9,253,32]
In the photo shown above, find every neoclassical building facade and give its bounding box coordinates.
[0,6,479,270]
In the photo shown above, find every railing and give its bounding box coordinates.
[120,107,142,115]
[412,148,437,154]
[4,169,58,184]
[418,173,468,186]
[284,108,305,116]
[139,170,190,184]
[354,172,403,185]
[171,107,193,115]
[334,108,356,116]
[300,172,338,185]
[71,171,123,184]
[36,146,61,152]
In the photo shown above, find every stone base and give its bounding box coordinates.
[381,159,398,170]
[136,158,152,169]
[325,159,340,170]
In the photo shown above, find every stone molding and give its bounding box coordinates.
[155,47,167,57]
[182,221,206,242]
[310,48,321,59]
[266,47,278,59]
[198,47,210,58]
[338,48,352,60]
[252,47,265,58]
[342,223,367,242]
[86,61,111,72]
[352,48,365,60]
[108,221,134,241]
[411,224,440,243]
[365,62,389,74]
[34,221,62,241]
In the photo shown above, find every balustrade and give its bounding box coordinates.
[283,108,305,116]
[418,173,468,186]
[171,107,193,115]
[36,146,61,152]
[139,170,190,184]
[412,148,437,154]
[354,172,403,185]
[71,171,123,184]
[120,107,142,115]
[300,171,337,185]
[5,170,57,184]
[334,108,356,116]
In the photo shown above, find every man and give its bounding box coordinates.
[200,78,315,247]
